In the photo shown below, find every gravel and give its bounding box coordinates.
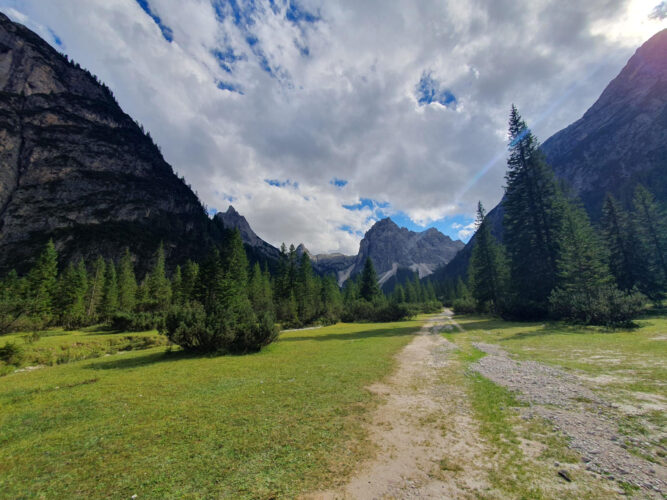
[471,342,667,496]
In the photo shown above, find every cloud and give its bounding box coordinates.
[1,0,664,255]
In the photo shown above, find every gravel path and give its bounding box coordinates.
[307,312,490,499]
[472,342,667,496]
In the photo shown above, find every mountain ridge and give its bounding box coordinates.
[435,28,667,283]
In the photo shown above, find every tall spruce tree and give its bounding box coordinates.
[26,239,58,322]
[359,257,381,302]
[632,185,667,295]
[502,105,564,318]
[86,256,106,321]
[469,202,507,313]
[101,260,119,320]
[59,259,88,329]
[146,243,171,313]
[601,194,643,291]
[117,249,138,313]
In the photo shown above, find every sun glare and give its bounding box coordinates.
[592,0,667,45]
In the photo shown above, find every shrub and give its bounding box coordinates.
[452,296,476,314]
[549,285,646,326]
[110,311,164,332]
[162,302,278,354]
[0,342,25,366]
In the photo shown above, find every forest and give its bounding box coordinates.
[0,228,439,354]
[437,107,666,326]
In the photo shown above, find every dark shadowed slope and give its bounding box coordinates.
[0,12,218,273]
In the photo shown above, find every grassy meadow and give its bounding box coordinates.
[0,318,423,499]
[443,309,667,493]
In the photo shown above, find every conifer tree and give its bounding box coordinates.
[358,257,381,302]
[469,202,507,313]
[296,253,317,324]
[502,105,564,317]
[117,249,137,313]
[181,260,199,304]
[27,239,58,322]
[86,256,106,321]
[632,185,667,293]
[0,270,25,334]
[146,243,171,312]
[549,203,613,317]
[171,265,183,305]
[59,259,88,329]
[101,260,119,320]
[601,194,642,291]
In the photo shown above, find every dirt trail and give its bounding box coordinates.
[307,311,489,499]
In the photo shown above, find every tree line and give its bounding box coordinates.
[0,230,438,352]
[446,106,665,326]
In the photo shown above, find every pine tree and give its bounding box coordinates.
[359,257,381,302]
[296,253,317,324]
[601,194,643,291]
[171,265,183,305]
[26,239,58,322]
[502,105,564,317]
[632,185,667,294]
[101,260,119,320]
[146,243,171,313]
[469,202,507,313]
[547,202,644,325]
[181,260,199,304]
[0,270,25,334]
[59,259,88,329]
[86,256,106,322]
[117,249,137,313]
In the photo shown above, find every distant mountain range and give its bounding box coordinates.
[437,28,667,282]
[216,207,464,286]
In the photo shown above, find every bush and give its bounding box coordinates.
[0,342,25,366]
[452,296,476,314]
[162,302,278,354]
[549,285,646,326]
[110,311,164,332]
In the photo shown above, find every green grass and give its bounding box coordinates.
[0,326,168,375]
[0,318,424,499]
[444,311,667,496]
[451,313,667,397]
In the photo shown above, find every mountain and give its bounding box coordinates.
[293,218,464,286]
[436,29,667,282]
[354,218,464,285]
[0,12,217,273]
[214,206,279,258]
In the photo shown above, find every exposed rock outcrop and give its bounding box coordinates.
[0,12,217,273]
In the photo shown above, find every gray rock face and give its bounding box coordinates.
[214,205,280,260]
[438,29,667,282]
[214,206,264,248]
[541,28,667,216]
[353,218,464,283]
[293,218,463,285]
[0,13,215,273]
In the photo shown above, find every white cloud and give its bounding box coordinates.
[1,0,664,254]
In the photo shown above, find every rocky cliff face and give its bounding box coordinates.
[353,218,463,284]
[0,13,216,273]
[437,29,667,282]
[293,218,463,285]
[214,206,280,260]
[541,28,667,216]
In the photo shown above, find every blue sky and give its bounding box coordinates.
[1,0,663,253]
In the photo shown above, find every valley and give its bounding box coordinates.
[0,5,665,500]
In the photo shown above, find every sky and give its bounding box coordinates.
[1,0,665,255]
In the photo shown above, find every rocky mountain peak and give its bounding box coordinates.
[0,13,213,273]
[354,218,463,282]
